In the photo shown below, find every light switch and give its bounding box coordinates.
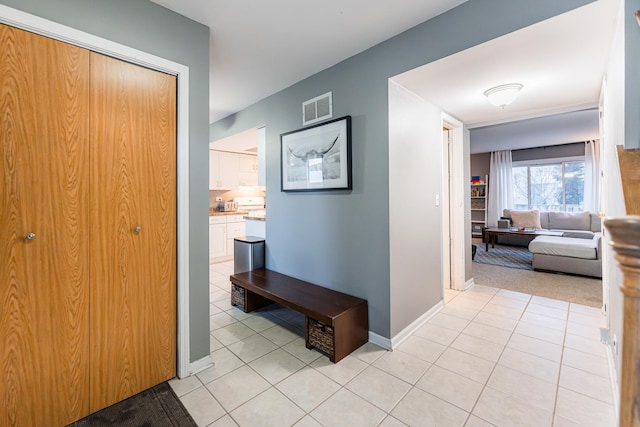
[435,194,440,207]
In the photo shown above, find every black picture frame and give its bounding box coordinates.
[280,115,352,192]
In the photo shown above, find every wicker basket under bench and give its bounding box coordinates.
[229,269,368,363]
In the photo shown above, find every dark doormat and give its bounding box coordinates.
[68,382,196,427]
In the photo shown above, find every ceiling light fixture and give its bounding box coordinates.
[636,10,640,28]
[483,83,523,108]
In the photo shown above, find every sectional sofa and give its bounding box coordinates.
[500,209,602,278]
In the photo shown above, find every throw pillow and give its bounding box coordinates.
[510,209,541,229]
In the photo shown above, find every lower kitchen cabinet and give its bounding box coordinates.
[226,215,246,256]
[209,214,246,260]
[209,216,227,259]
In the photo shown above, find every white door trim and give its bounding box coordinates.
[442,113,466,291]
[0,5,195,378]
[441,128,452,290]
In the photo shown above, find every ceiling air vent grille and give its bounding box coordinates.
[302,92,332,126]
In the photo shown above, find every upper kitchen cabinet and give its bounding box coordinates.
[257,127,266,187]
[210,127,264,189]
[238,154,258,186]
[210,150,240,190]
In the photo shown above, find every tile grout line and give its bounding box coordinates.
[460,290,532,426]
[207,268,395,426]
[203,264,611,427]
[549,298,570,427]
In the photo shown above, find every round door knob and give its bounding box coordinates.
[25,232,36,240]
[134,226,141,233]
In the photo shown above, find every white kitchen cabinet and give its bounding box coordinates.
[226,214,246,256]
[209,150,217,190]
[257,127,265,187]
[209,216,227,259]
[209,214,246,259]
[210,150,240,190]
[238,154,258,186]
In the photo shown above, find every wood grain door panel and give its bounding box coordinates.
[0,24,91,426]
[89,52,177,411]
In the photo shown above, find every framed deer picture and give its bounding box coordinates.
[281,116,352,192]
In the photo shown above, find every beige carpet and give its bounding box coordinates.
[472,262,603,308]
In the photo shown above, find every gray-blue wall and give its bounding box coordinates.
[211,0,595,338]
[626,0,640,148]
[0,0,211,362]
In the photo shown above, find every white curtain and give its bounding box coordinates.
[487,150,513,227]
[584,139,601,213]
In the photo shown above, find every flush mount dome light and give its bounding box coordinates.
[483,83,523,108]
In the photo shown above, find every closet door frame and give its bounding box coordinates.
[0,5,200,378]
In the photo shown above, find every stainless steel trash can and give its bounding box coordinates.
[234,236,265,274]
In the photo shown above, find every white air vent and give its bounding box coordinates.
[302,92,332,126]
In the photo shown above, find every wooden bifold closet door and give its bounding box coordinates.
[0,23,177,427]
[0,24,91,427]
[89,52,177,412]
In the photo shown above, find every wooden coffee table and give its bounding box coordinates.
[484,228,564,251]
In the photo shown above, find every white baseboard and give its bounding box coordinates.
[187,355,214,377]
[368,331,392,350]
[464,278,475,290]
[388,301,444,349]
[605,345,620,426]
[367,301,444,351]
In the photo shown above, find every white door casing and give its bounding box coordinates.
[442,128,452,291]
[443,113,466,291]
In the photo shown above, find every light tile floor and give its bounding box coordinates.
[169,260,617,427]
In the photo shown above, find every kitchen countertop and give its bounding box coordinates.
[209,209,249,216]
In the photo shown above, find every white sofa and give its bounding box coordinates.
[501,209,602,278]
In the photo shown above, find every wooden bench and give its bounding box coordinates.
[229,269,368,363]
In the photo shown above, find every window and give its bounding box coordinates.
[512,160,585,212]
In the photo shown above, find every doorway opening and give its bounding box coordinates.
[209,127,266,264]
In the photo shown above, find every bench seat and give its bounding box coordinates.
[229,269,368,363]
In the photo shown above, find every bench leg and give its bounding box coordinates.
[244,289,272,312]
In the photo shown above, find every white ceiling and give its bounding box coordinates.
[149,0,468,123]
[394,0,619,127]
[393,0,619,135]
[150,0,619,153]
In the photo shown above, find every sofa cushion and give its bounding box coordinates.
[510,210,541,229]
[548,211,590,231]
[562,231,595,239]
[539,212,549,229]
[590,213,602,232]
[529,236,598,260]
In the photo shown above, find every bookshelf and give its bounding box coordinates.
[471,175,487,238]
